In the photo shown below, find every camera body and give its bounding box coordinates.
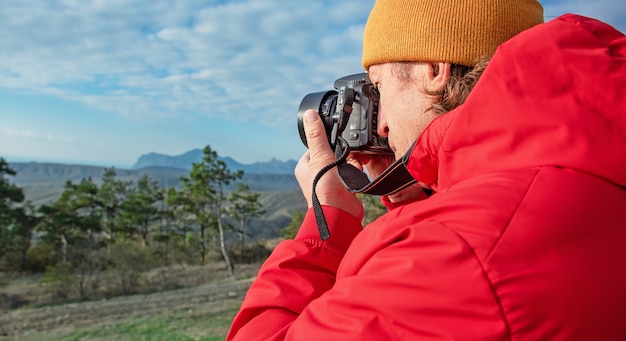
[297,73,392,155]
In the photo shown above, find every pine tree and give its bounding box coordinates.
[39,178,101,263]
[177,145,242,274]
[228,183,265,262]
[119,174,163,247]
[97,167,131,247]
[0,157,32,272]
[9,203,40,273]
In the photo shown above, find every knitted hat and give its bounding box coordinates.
[362,0,544,69]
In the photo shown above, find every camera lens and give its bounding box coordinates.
[297,90,337,148]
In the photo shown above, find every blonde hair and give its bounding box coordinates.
[431,57,490,115]
[392,57,490,115]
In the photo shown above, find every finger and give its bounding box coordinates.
[303,109,334,163]
[295,151,314,207]
[346,157,364,172]
[362,154,396,179]
[349,152,372,166]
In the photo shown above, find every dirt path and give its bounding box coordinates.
[0,277,253,337]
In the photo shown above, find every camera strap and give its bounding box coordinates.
[337,151,417,196]
[311,138,418,240]
[310,137,352,240]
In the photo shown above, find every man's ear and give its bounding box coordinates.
[426,62,451,93]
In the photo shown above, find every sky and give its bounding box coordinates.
[1,0,625,169]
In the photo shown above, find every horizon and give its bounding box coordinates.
[1,0,625,167]
[3,148,297,170]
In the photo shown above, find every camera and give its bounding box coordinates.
[297,73,392,155]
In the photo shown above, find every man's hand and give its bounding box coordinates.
[295,110,364,221]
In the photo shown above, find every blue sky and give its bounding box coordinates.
[1,0,625,168]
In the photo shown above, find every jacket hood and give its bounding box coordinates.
[408,14,626,192]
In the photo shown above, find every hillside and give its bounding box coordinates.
[10,162,300,198]
[8,161,307,239]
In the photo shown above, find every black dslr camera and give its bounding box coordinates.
[297,73,392,155]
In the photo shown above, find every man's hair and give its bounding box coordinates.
[392,57,490,115]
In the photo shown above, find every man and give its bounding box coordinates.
[228,0,626,339]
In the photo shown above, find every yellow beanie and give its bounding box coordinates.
[362,0,544,69]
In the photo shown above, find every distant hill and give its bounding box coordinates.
[10,162,300,205]
[8,150,303,239]
[132,149,297,175]
[8,161,306,239]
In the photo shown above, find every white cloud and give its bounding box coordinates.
[0,0,375,133]
[3,128,34,138]
[2,127,75,143]
[0,0,623,138]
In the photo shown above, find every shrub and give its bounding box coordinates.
[228,242,272,264]
[26,243,59,273]
[43,262,76,300]
[108,241,155,295]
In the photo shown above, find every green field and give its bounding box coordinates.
[0,265,257,341]
[1,307,239,341]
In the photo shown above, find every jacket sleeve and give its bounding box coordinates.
[228,206,505,340]
[227,205,363,340]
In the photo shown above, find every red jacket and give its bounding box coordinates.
[228,14,626,340]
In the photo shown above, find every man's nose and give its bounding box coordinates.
[377,111,389,137]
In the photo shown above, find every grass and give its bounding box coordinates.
[1,307,239,341]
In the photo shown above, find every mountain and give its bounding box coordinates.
[132,149,298,175]
[132,149,204,170]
